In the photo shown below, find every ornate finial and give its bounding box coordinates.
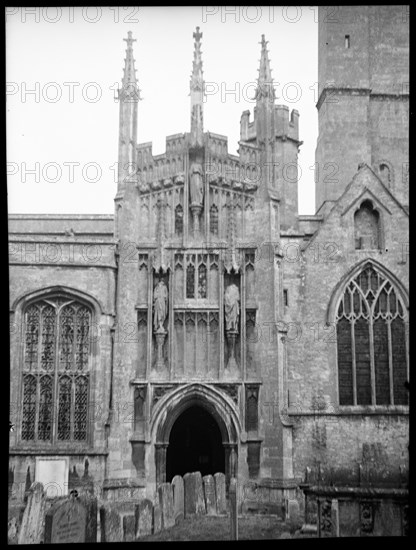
[256,34,275,102]
[190,26,204,145]
[193,26,203,42]
[124,30,137,48]
[120,31,140,100]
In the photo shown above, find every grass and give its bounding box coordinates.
[139,515,303,541]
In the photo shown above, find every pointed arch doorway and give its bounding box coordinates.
[166,405,225,481]
[152,384,240,485]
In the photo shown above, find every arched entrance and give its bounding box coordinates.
[166,405,225,481]
[151,383,241,485]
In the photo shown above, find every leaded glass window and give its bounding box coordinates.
[336,263,408,406]
[21,297,92,443]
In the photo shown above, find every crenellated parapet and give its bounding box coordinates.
[239,105,300,146]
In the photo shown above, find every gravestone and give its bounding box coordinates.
[44,497,92,544]
[172,475,184,523]
[214,473,227,515]
[18,482,47,544]
[123,514,136,542]
[229,477,238,540]
[203,475,217,515]
[184,473,196,516]
[135,499,153,537]
[153,499,162,533]
[99,503,123,542]
[158,483,175,529]
[195,472,206,514]
[184,472,206,516]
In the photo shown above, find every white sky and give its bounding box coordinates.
[6,6,319,215]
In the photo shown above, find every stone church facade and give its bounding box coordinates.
[9,6,408,509]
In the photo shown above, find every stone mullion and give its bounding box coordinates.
[52,307,60,444]
[70,374,76,441]
[350,318,357,406]
[387,318,394,405]
[368,315,376,405]
[34,373,41,443]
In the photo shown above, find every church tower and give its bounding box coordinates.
[315,5,409,214]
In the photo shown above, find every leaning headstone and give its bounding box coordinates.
[153,499,162,533]
[45,497,89,544]
[172,476,184,524]
[158,483,175,529]
[229,477,238,540]
[195,472,206,515]
[135,499,153,538]
[203,475,217,515]
[18,482,47,544]
[184,473,197,517]
[99,503,123,542]
[44,498,78,544]
[214,473,227,515]
[123,514,136,542]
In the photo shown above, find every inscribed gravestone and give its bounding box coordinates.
[203,475,216,515]
[44,498,87,544]
[172,476,184,523]
[158,483,175,529]
[18,482,46,544]
[214,473,227,515]
[135,499,153,537]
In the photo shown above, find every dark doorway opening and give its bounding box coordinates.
[166,405,225,482]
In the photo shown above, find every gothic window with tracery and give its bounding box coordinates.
[336,263,408,406]
[21,297,92,443]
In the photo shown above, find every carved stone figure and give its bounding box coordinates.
[153,280,168,332]
[224,284,240,332]
[189,163,204,206]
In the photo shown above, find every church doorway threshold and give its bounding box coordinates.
[166,405,225,482]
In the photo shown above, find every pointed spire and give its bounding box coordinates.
[256,34,275,102]
[120,31,140,101]
[190,26,204,146]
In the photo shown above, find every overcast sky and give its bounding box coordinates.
[6,6,318,215]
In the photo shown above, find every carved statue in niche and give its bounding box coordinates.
[224,283,240,332]
[189,162,204,207]
[153,279,168,333]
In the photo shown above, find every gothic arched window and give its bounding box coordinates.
[175,204,183,236]
[21,297,92,443]
[354,200,381,250]
[336,263,408,406]
[210,204,219,236]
